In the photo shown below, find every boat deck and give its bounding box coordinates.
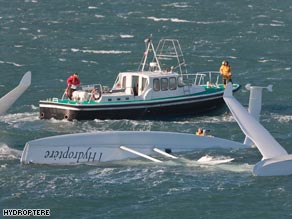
[43,84,230,105]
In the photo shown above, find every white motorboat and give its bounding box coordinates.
[39,37,240,121]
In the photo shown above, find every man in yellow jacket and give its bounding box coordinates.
[196,128,204,136]
[219,60,232,88]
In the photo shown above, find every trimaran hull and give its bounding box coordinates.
[20,131,248,165]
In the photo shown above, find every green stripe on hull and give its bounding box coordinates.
[43,84,238,106]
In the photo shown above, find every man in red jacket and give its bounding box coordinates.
[66,73,80,99]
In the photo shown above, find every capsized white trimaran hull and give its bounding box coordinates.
[0,71,31,115]
[20,131,248,165]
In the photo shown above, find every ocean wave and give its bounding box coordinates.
[87,164,171,187]
[0,144,22,160]
[120,34,134,38]
[0,60,23,67]
[94,15,105,18]
[146,17,230,25]
[0,112,39,125]
[49,114,237,134]
[257,23,284,27]
[81,60,98,64]
[24,0,38,3]
[162,2,190,8]
[197,155,234,165]
[257,58,277,63]
[170,18,191,23]
[0,112,41,132]
[71,48,131,54]
[272,20,285,24]
[147,16,191,23]
[270,113,292,123]
[146,17,169,22]
[180,157,252,173]
[270,23,285,27]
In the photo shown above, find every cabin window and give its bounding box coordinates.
[153,78,160,91]
[161,78,168,91]
[178,76,185,87]
[169,77,177,90]
[141,77,148,93]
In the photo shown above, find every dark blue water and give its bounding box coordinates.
[1,0,292,218]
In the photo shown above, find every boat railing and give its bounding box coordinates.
[81,84,103,92]
[61,84,104,100]
[182,71,221,86]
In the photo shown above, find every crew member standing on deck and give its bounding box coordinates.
[66,73,80,99]
[219,60,232,88]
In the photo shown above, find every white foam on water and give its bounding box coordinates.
[24,0,38,3]
[120,34,134,38]
[20,27,29,31]
[0,112,39,124]
[94,15,105,18]
[197,155,234,165]
[270,113,292,123]
[257,58,277,63]
[81,60,96,64]
[162,2,190,8]
[147,16,191,23]
[0,144,22,160]
[170,18,191,23]
[0,60,23,67]
[71,48,131,54]
[179,157,253,173]
[87,167,115,177]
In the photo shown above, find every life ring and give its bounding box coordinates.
[116,83,121,88]
[91,88,101,100]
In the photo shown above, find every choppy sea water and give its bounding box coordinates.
[0,0,292,218]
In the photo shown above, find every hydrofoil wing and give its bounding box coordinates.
[223,83,287,159]
[0,71,31,115]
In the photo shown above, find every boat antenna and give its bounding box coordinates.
[139,35,162,72]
